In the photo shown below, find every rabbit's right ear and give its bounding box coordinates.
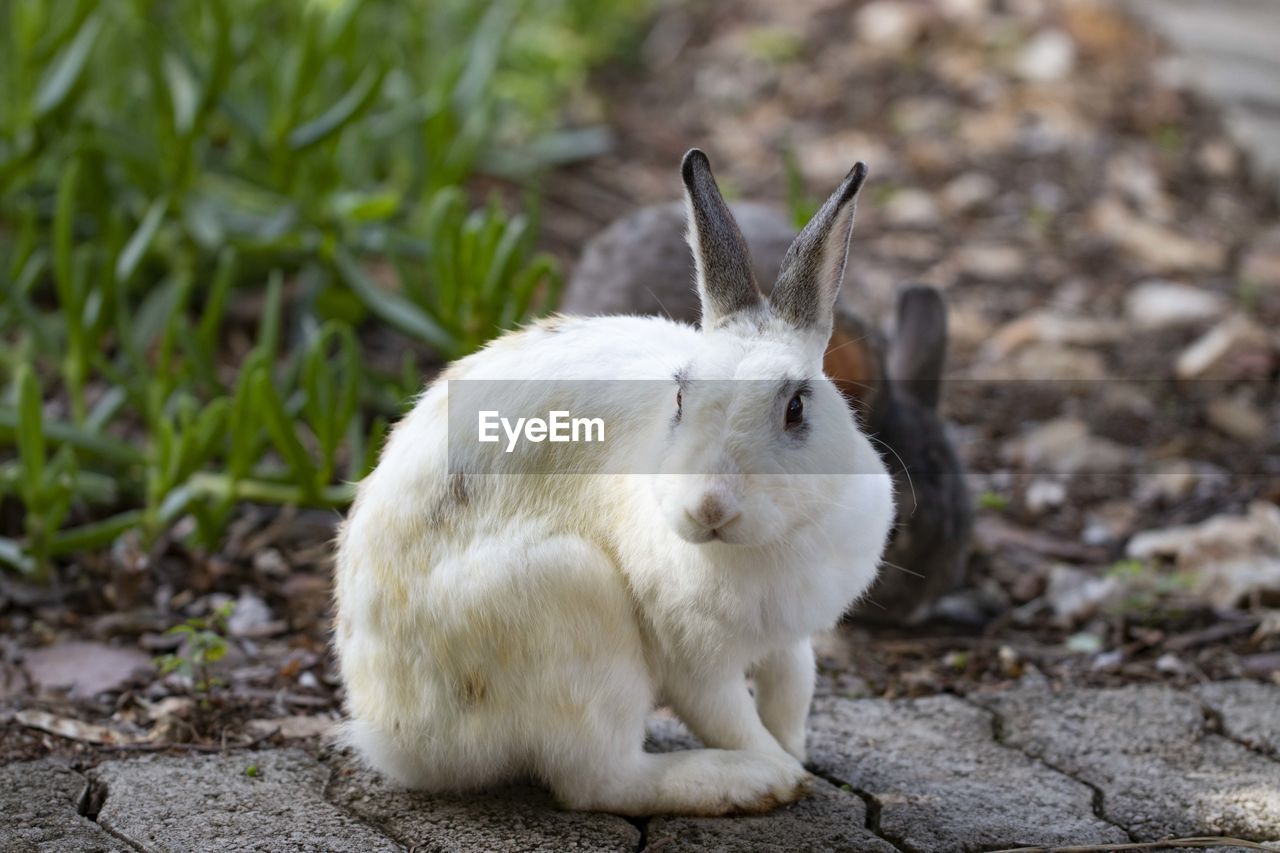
[889,285,949,410]
[681,149,765,328]
[770,162,868,341]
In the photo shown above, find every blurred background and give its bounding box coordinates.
[1,0,1278,753]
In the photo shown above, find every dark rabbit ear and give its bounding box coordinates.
[771,162,868,338]
[826,306,890,430]
[889,285,948,410]
[681,149,764,328]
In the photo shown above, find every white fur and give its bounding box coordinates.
[334,308,894,816]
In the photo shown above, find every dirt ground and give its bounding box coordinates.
[2,0,1278,764]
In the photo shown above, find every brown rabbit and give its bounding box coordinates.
[563,201,972,623]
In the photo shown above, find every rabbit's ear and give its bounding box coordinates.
[771,162,868,338]
[889,285,948,410]
[826,307,890,431]
[681,149,764,328]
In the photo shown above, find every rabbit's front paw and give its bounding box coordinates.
[724,750,812,815]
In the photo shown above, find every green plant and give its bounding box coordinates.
[978,490,1010,512]
[0,0,652,574]
[155,602,235,693]
[782,145,820,231]
[336,192,562,359]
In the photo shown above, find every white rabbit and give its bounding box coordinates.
[333,150,894,816]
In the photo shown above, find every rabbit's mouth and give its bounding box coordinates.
[682,526,723,545]
[677,519,747,546]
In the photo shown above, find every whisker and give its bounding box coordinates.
[880,559,924,579]
[868,434,917,519]
[644,286,676,323]
[824,332,874,357]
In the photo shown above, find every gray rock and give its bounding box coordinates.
[1195,679,1280,757]
[979,685,1280,841]
[0,760,129,852]
[808,695,1126,852]
[643,715,898,852]
[90,750,400,852]
[328,761,638,852]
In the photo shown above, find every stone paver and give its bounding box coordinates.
[807,694,1127,852]
[646,784,895,853]
[328,767,639,853]
[644,717,897,852]
[0,760,129,852]
[1196,679,1280,757]
[6,684,1280,850]
[90,749,401,853]
[979,685,1280,842]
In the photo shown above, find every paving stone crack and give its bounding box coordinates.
[321,758,411,851]
[626,815,649,852]
[961,695,1137,845]
[1197,699,1280,766]
[807,765,908,853]
[76,774,107,822]
[74,773,149,853]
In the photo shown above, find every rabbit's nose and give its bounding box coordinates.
[686,493,740,531]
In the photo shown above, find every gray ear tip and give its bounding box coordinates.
[681,148,711,189]
[842,161,870,200]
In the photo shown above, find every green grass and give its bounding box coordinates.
[978,490,1010,512]
[0,0,649,578]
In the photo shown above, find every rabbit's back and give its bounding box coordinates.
[333,316,682,788]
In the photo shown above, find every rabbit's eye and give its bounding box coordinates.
[785,393,804,429]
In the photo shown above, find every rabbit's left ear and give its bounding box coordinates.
[770,163,868,339]
[681,149,765,328]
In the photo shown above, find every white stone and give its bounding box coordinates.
[1026,479,1067,514]
[1017,30,1076,83]
[941,172,999,213]
[856,1,927,50]
[1011,418,1131,476]
[883,188,941,227]
[1045,564,1121,624]
[956,244,1026,279]
[987,311,1123,358]
[1127,502,1280,610]
[1176,314,1275,380]
[1125,280,1226,329]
